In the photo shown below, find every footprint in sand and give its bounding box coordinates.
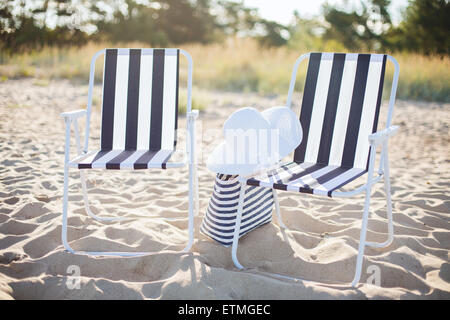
[0,251,28,264]
[0,219,38,235]
[3,196,19,205]
[12,202,50,220]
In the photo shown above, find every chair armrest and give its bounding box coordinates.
[187,109,199,121]
[60,109,87,120]
[369,125,399,146]
[61,109,86,157]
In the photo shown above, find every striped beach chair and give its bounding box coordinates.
[60,48,199,256]
[231,53,400,286]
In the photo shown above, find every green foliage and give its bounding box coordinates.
[289,0,449,55]
[321,0,392,51]
[2,0,448,55]
[0,0,288,52]
[0,0,90,54]
[385,0,450,55]
[287,17,347,52]
[178,89,207,115]
[215,1,288,47]
[383,53,450,102]
[0,0,449,103]
[210,63,260,92]
[94,0,217,46]
[93,1,167,46]
[254,20,288,47]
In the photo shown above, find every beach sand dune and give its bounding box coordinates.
[0,79,449,299]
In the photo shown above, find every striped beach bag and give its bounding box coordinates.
[200,174,274,246]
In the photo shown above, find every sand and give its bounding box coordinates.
[0,78,449,299]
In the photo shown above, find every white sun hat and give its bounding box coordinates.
[207,106,302,176]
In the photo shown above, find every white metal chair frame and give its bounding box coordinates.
[60,49,199,257]
[231,53,400,286]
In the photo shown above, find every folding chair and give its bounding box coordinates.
[231,52,399,286]
[60,48,199,256]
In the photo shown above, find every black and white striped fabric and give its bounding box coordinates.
[201,174,274,246]
[248,53,387,197]
[73,48,180,170]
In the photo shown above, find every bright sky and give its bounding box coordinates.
[242,0,409,25]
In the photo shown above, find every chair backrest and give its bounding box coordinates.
[293,52,387,170]
[100,48,180,151]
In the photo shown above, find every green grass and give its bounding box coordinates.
[178,89,207,114]
[1,39,449,103]
[7,104,30,108]
[384,53,450,102]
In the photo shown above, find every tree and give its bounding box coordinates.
[287,12,347,52]
[322,0,392,51]
[93,0,218,46]
[154,0,217,44]
[0,0,90,52]
[93,0,167,45]
[385,0,450,55]
[215,0,288,47]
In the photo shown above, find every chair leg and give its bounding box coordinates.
[272,189,287,229]
[74,116,129,222]
[80,171,184,221]
[62,164,75,254]
[194,166,200,216]
[183,163,196,253]
[79,170,129,222]
[383,164,394,243]
[231,181,246,269]
[366,143,394,249]
[61,119,76,254]
[351,187,373,287]
[61,165,195,257]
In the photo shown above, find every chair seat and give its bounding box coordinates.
[69,149,182,170]
[247,162,367,197]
